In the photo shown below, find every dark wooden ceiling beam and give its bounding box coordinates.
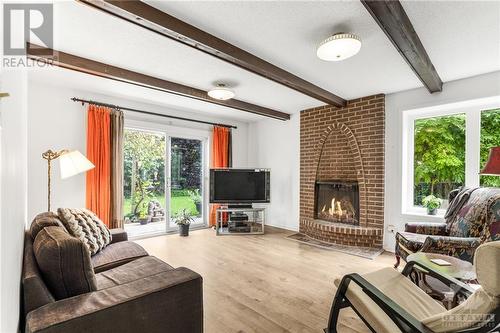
[27,44,290,120]
[77,0,346,107]
[361,0,443,93]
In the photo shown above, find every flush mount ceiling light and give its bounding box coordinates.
[208,84,235,100]
[317,33,362,61]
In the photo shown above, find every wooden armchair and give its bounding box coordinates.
[326,241,500,333]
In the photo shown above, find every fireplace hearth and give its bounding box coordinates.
[314,180,359,225]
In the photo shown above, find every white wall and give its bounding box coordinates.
[27,79,249,220]
[247,114,300,231]
[0,70,28,333]
[384,71,500,252]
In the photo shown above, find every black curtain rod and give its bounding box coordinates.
[71,97,237,129]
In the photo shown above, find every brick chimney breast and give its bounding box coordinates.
[299,94,385,248]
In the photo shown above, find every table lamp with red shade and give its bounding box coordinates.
[481,146,500,176]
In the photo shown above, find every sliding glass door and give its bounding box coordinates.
[123,126,207,237]
[168,137,205,228]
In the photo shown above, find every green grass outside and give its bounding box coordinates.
[124,195,199,220]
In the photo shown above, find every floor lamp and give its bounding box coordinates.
[42,149,95,211]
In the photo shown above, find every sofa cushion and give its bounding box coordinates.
[22,232,55,317]
[91,241,148,273]
[57,208,111,255]
[109,228,128,244]
[448,188,500,238]
[30,212,65,241]
[96,256,174,289]
[33,226,97,300]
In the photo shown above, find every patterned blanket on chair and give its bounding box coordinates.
[447,188,500,240]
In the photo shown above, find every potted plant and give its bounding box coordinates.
[174,208,194,236]
[138,202,151,225]
[189,189,202,216]
[422,195,442,215]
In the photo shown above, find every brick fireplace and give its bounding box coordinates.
[300,94,385,248]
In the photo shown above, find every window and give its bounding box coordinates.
[403,98,500,216]
[413,114,465,208]
[480,108,500,187]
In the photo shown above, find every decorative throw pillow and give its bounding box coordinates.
[33,226,97,300]
[57,208,111,255]
[30,211,65,241]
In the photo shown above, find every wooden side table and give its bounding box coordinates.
[406,253,476,309]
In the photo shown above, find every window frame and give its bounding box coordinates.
[401,96,500,217]
[124,118,211,233]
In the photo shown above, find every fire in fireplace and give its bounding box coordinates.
[314,180,359,225]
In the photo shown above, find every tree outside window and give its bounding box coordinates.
[123,129,166,221]
[413,114,466,207]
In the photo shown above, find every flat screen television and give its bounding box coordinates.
[209,168,270,204]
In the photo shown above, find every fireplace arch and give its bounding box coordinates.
[314,122,367,226]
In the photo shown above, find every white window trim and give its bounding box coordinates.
[401,96,500,218]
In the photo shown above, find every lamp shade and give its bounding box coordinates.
[208,84,235,100]
[480,146,500,176]
[59,150,95,179]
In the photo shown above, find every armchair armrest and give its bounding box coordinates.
[26,267,203,333]
[405,222,447,235]
[421,236,480,253]
[326,273,433,333]
[418,236,481,264]
[109,228,128,244]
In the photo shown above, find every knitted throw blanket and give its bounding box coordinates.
[444,187,478,221]
[57,208,111,255]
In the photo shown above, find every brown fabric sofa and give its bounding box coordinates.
[21,213,203,333]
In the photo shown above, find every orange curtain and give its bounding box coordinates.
[209,126,231,226]
[86,105,111,227]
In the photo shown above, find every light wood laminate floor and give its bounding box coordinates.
[135,226,395,333]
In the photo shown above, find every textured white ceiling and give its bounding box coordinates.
[29,67,263,122]
[401,1,500,82]
[46,1,319,117]
[146,0,422,100]
[31,0,500,122]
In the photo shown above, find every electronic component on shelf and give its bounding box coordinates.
[215,207,265,236]
[230,212,249,221]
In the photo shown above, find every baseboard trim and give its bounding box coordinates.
[265,223,299,232]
